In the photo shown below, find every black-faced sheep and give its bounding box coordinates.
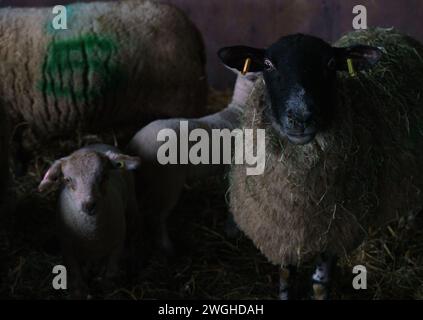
[0,0,207,140]
[38,144,140,298]
[218,28,423,299]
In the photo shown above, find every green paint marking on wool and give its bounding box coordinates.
[38,34,125,101]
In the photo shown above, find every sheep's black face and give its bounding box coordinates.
[218,34,382,145]
[263,35,336,144]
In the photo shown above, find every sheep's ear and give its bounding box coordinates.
[106,151,141,171]
[332,45,383,72]
[218,46,266,74]
[38,160,64,193]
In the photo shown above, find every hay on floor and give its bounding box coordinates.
[1,41,423,298]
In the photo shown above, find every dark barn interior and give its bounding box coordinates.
[0,0,423,300]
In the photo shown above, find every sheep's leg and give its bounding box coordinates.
[105,243,123,280]
[63,252,87,299]
[150,170,186,257]
[145,201,177,258]
[137,164,187,258]
[311,254,336,300]
[279,265,295,300]
[156,214,175,257]
[125,188,143,275]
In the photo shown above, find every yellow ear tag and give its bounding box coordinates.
[242,57,252,75]
[347,58,356,77]
[117,161,125,169]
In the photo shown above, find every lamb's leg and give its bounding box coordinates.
[155,210,175,257]
[63,252,87,299]
[125,185,143,275]
[311,254,337,300]
[105,243,124,280]
[143,193,179,258]
[148,168,186,258]
[136,162,187,258]
[279,265,295,300]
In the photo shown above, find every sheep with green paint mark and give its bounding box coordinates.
[0,0,207,141]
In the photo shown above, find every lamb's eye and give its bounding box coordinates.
[64,177,75,189]
[264,58,276,72]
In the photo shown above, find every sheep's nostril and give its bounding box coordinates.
[285,115,304,131]
[285,110,315,131]
[286,112,297,126]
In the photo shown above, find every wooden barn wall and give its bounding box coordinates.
[1,0,422,88]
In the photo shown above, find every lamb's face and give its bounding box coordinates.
[218,34,383,145]
[61,152,111,216]
[38,147,141,216]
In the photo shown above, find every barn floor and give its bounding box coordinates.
[0,90,422,300]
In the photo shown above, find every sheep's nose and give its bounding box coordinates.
[82,201,96,216]
[285,110,313,130]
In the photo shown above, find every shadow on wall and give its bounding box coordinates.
[1,0,423,88]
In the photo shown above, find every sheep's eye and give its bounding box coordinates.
[116,161,125,169]
[264,58,276,72]
[64,177,75,189]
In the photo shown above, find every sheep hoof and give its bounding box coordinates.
[311,283,328,300]
[310,255,336,300]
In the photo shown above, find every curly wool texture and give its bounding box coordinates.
[229,28,423,266]
[0,0,207,138]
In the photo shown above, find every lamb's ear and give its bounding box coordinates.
[38,160,64,193]
[106,151,141,171]
[218,46,266,73]
[331,45,383,72]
